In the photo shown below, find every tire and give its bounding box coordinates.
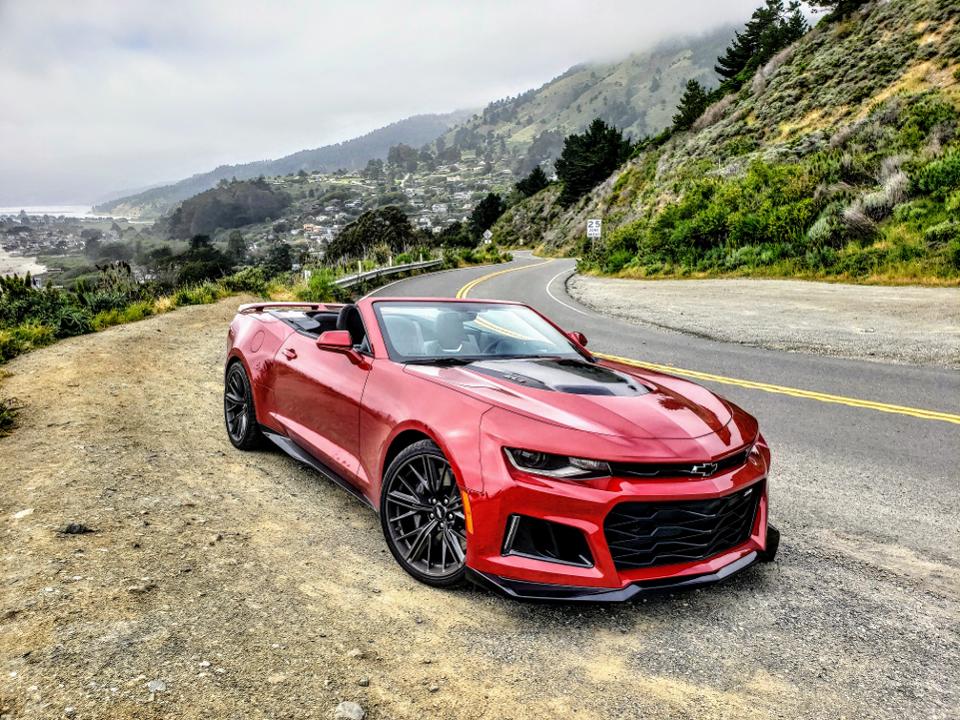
[224,361,265,450]
[380,439,467,588]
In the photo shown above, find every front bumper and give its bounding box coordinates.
[458,410,776,599]
[468,525,779,602]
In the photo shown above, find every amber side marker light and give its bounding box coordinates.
[460,490,474,534]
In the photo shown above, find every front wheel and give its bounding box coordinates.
[224,361,264,450]
[380,440,467,587]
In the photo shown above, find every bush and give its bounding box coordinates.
[0,323,57,363]
[924,221,960,248]
[841,203,878,240]
[55,306,94,337]
[603,249,634,273]
[220,266,268,295]
[91,301,155,331]
[173,283,224,307]
[916,150,960,199]
[294,269,340,303]
[946,239,960,270]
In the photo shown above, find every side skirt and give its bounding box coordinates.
[261,426,376,513]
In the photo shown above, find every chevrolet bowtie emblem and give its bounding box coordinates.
[689,462,718,476]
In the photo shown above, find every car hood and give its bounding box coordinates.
[404,357,734,440]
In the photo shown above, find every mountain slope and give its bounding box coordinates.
[440,27,735,174]
[494,0,960,283]
[95,112,470,219]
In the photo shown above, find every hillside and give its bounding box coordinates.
[439,27,735,176]
[94,112,469,219]
[164,179,291,239]
[494,0,960,284]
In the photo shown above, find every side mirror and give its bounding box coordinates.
[317,330,353,351]
[568,330,588,347]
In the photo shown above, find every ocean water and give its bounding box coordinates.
[0,205,93,218]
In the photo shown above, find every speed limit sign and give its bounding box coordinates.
[586,219,602,239]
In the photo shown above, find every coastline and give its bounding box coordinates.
[0,246,47,277]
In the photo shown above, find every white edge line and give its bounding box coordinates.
[545,267,594,317]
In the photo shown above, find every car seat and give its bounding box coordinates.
[423,312,480,355]
[383,315,426,356]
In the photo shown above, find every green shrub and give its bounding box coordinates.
[220,266,268,295]
[603,249,634,273]
[0,323,57,363]
[91,300,155,331]
[899,95,959,148]
[173,283,223,307]
[294,269,339,303]
[55,305,94,337]
[916,150,960,198]
[924,221,960,248]
[946,239,960,270]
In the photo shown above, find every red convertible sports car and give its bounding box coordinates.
[224,297,778,601]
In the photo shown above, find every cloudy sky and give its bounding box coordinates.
[0,0,761,205]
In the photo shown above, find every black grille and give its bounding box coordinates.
[610,446,751,479]
[604,484,761,570]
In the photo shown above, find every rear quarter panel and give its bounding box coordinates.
[227,311,295,432]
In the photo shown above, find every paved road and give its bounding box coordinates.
[370,252,960,718]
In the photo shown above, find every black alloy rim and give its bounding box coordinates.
[224,368,249,442]
[384,454,467,578]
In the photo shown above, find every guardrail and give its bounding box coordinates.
[333,259,443,289]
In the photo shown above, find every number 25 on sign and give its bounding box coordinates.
[586,219,602,239]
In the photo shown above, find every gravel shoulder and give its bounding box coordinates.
[568,275,960,368]
[0,298,957,719]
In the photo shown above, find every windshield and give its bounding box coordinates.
[374,301,585,363]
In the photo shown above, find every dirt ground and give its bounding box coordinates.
[0,298,957,719]
[568,275,960,368]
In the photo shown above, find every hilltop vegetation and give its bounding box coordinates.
[435,28,734,176]
[494,0,960,284]
[164,179,291,239]
[93,112,469,219]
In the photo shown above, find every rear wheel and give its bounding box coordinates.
[224,361,264,450]
[380,440,467,587]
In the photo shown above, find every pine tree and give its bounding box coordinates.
[555,119,633,206]
[714,1,808,88]
[469,193,507,236]
[515,166,550,198]
[672,79,710,131]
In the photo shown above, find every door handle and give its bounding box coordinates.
[283,348,297,360]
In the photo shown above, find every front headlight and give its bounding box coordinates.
[504,448,611,479]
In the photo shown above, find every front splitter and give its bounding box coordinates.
[467,550,762,603]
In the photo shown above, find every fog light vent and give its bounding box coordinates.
[502,515,594,568]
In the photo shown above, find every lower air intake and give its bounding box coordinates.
[502,515,594,568]
[604,484,761,570]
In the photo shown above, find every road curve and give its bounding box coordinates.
[370,251,960,718]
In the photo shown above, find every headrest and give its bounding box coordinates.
[436,312,465,351]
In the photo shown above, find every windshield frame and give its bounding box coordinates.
[371,299,592,365]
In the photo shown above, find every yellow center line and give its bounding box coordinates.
[456,259,554,298]
[456,262,960,426]
[597,353,960,425]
